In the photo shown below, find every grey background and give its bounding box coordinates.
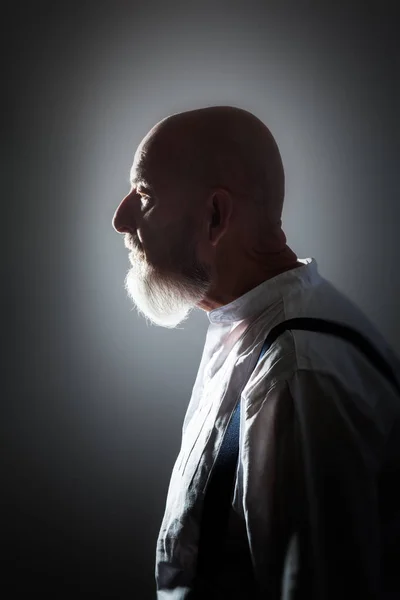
[5,1,399,598]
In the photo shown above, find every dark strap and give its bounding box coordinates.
[265,318,400,395]
[194,317,400,585]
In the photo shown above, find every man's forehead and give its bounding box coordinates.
[129,152,151,186]
[129,143,172,189]
[129,127,188,190]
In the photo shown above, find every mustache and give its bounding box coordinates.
[124,235,141,251]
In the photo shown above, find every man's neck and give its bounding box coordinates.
[197,256,303,312]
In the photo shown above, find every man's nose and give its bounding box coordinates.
[112,189,138,234]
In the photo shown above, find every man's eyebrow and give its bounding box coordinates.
[129,176,154,192]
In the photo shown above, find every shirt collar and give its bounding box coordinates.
[207,257,321,325]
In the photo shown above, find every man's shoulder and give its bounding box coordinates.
[245,312,400,412]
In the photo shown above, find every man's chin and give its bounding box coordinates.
[128,247,145,266]
[124,266,198,329]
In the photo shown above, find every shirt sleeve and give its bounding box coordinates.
[244,368,383,600]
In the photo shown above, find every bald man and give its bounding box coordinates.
[112,106,400,599]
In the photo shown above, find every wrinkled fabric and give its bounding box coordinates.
[155,257,400,599]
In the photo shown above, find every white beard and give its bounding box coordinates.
[124,245,212,329]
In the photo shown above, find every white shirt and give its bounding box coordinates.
[155,257,400,599]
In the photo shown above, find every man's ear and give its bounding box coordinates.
[210,202,220,228]
[208,188,232,246]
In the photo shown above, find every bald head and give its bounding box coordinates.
[113,106,300,325]
[136,106,285,232]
